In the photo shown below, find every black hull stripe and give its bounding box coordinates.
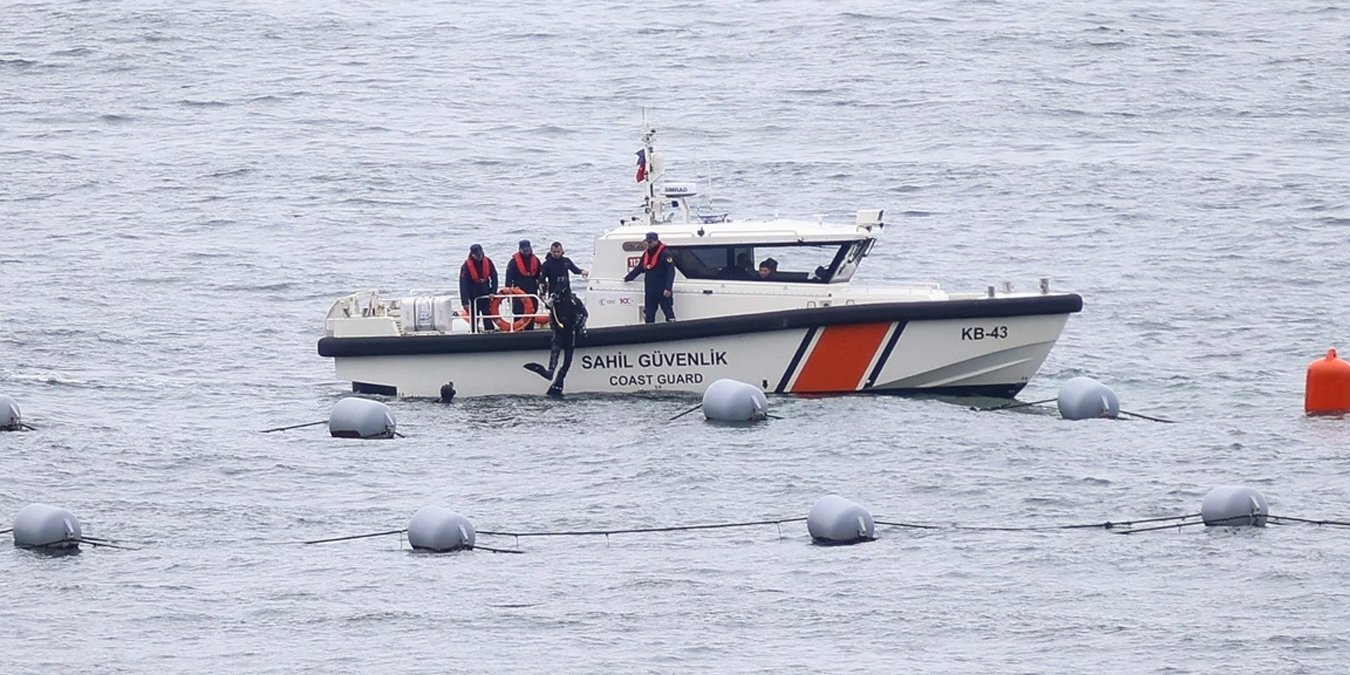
[775,326,819,394]
[864,321,907,389]
[318,294,1083,358]
[880,382,1029,399]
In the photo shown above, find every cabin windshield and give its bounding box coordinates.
[668,241,870,283]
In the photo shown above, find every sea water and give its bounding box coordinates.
[4,1,1350,672]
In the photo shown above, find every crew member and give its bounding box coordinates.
[623,231,676,323]
[757,257,778,279]
[505,239,543,330]
[458,243,499,332]
[523,288,589,397]
[540,240,589,297]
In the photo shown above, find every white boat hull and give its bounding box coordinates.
[319,296,1079,398]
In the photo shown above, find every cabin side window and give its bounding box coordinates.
[828,240,873,284]
[668,242,867,283]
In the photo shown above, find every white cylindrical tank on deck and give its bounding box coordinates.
[329,397,396,439]
[1201,486,1269,527]
[13,503,82,549]
[407,506,475,552]
[399,296,470,334]
[702,379,769,422]
[807,495,875,545]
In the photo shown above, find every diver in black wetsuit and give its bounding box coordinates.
[523,288,589,397]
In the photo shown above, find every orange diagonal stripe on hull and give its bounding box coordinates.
[791,323,892,393]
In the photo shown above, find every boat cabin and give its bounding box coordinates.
[585,208,894,328]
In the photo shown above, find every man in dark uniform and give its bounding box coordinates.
[458,243,498,332]
[523,287,589,397]
[623,231,676,323]
[504,239,543,330]
[540,240,588,298]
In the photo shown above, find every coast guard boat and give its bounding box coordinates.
[318,124,1082,398]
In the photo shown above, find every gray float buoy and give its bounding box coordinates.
[13,503,82,549]
[1057,376,1120,420]
[1,394,20,431]
[702,378,769,422]
[328,397,396,439]
[407,505,475,552]
[1201,486,1269,527]
[807,495,875,545]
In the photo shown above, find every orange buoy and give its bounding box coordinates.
[1305,348,1350,415]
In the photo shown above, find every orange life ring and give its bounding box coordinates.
[489,288,536,332]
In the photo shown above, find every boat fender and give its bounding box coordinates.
[0,394,20,431]
[1305,348,1350,415]
[1056,376,1120,420]
[13,503,82,550]
[1200,486,1268,527]
[328,397,396,439]
[701,379,768,422]
[807,495,875,545]
[407,505,475,552]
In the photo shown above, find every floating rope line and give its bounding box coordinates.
[1112,520,1208,535]
[971,398,1056,412]
[300,528,522,553]
[668,404,702,421]
[48,510,1350,555]
[468,544,524,555]
[480,517,807,538]
[2,530,139,550]
[873,520,941,530]
[480,517,809,546]
[1112,512,1282,534]
[971,398,1176,423]
[303,529,407,545]
[1117,409,1177,424]
[969,513,1204,533]
[1268,515,1350,528]
[16,538,140,551]
[72,538,140,550]
[79,535,125,544]
[874,513,1206,533]
[259,420,327,433]
[1053,513,1200,530]
[669,405,780,422]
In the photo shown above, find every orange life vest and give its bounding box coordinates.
[641,243,668,270]
[512,252,539,277]
[464,257,492,284]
